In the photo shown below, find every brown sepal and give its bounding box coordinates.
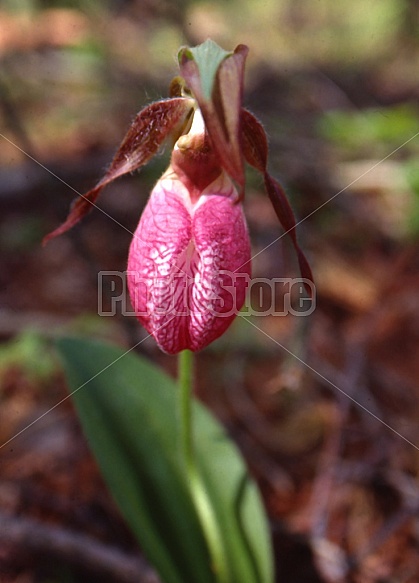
[43,97,194,244]
[179,45,249,196]
[241,108,314,292]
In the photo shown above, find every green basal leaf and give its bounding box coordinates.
[194,408,274,583]
[56,337,274,583]
[57,338,216,583]
[179,39,231,101]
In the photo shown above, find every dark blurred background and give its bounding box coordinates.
[1,1,419,582]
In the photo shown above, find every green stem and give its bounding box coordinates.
[178,349,194,473]
[177,350,229,583]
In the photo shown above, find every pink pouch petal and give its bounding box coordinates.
[127,172,251,354]
[189,173,251,351]
[127,177,193,353]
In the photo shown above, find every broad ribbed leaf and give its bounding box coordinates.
[56,337,274,583]
[43,98,194,244]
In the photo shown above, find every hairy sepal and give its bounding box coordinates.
[43,98,194,244]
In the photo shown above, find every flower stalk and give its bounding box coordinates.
[178,348,229,583]
[178,349,194,474]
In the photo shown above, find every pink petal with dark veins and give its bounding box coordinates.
[127,172,251,354]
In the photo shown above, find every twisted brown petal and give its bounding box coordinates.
[241,108,314,291]
[43,98,194,244]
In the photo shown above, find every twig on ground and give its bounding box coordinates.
[0,511,160,583]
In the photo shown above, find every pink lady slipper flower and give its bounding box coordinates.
[44,40,313,353]
[127,110,251,353]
